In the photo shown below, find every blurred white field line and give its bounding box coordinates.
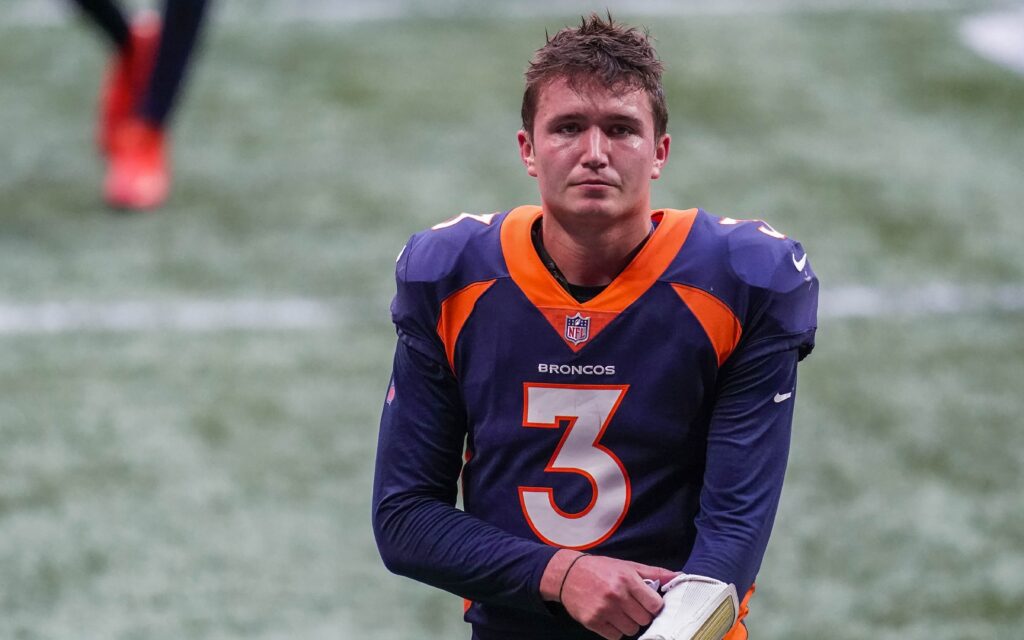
[1,0,1005,26]
[0,298,343,335]
[818,283,1024,319]
[960,6,1024,74]
[0,284,1022,334]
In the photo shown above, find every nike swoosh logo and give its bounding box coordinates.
[774,392,793,403]
[792,252,808,272]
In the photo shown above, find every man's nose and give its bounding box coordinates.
[581,127,609,169]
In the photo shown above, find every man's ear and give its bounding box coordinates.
[651,133,671,180]
[518,130,538,177]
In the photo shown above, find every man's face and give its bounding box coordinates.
[518,76,670,224]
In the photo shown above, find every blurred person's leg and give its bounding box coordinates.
[69,0,130,49]
[140,0,211,127]
[99,13,160,157]
[68,1,159,166]
[106,0,212,211]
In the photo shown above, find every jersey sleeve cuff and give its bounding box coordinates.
[526,545,563,615]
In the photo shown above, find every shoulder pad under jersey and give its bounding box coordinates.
[397,211,508,296]
[670,210,818,362]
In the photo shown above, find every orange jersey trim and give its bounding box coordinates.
[437,279,496,372]
[670,284,742,366]
[500,206,698,350]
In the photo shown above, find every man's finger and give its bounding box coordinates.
[621,588,656,626]
[629,561,677,576]
[632,563,681,585]
[618,574,658,624]
[594,622,623,640]
[605,611,639,639]
[627,575,665,615]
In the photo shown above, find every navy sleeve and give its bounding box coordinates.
[681,232,817,594]
[682,347,800,597]
[372,240,559,614]
[681,227,819,594]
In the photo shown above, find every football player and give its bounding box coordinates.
[373,13,817,640]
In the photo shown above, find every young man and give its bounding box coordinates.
[373,14,817,640]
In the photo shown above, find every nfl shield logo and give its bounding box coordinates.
[564,312,591,346]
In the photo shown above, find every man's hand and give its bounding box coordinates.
[541,550,680,640]
[638,574,739,640]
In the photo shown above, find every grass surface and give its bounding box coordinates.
[1,2,1022,638]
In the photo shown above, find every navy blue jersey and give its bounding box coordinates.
[373,207,818,639]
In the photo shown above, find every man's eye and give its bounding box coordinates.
[555,123,580,134]
[609,125,634,136]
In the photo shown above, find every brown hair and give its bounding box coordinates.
[521,13,668,139]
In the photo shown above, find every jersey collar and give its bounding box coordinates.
[501,205,696,312]
[500,206,697,350]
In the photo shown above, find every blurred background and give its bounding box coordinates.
[2,0,1023,638]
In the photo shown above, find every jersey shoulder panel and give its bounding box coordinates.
[391,210,511,357]
[399,210,510,297]
[666,210,809,290]
[665,209,819,361]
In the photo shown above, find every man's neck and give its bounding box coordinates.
[540,209,653,287]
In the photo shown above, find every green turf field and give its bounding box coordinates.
[2,1,1023,638]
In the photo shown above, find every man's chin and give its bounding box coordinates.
[571,199,625,220]
[561,193,614,215]
[545,195,637,221]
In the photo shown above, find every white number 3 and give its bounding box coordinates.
[518,384,631,549]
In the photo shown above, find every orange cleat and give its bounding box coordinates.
[97,11,161,156]
[104,118,170,211]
